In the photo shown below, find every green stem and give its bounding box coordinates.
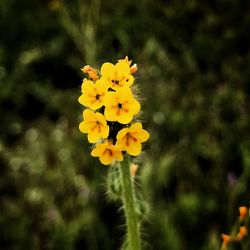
[119,155,141,250]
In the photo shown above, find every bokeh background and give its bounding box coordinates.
[1,0,250,249]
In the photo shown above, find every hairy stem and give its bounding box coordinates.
[119,155,141,250]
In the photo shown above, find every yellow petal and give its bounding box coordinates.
[104,108,117,122]
[101,62,115,78]
[114,150,123,161]
[130,123,150,142]
[126,142,142,156]
[103,91,116,108]
[115,61,130,79]
[81,80,94,93]
[116,128,129,141]
[80,94,103,110]
[129,98,141,115]
[100,78,112,88]
[116,86,133,101]
[100,149,114,165]
[95,112,107,125]
[117,112,133,124]
[136,130,150,142]
[89,101,103,110]
[87,132,100,143]
[99,155,113,165]
[78,94,90,106]
[79,121,89,133]
[130,122,142,130]
[95,78,110,90]
[100,125,109,138]
[120,74,134,88]
[91,146,101,157]
[83,109,95,121]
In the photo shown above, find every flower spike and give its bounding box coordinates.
[78,56,149,165]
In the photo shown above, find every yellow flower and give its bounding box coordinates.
[78,79,108,110]
[104,87,140,124]
[91,140,123,165]
[101,61,134,90]
[79,109,109,143]
[116,122,150,156]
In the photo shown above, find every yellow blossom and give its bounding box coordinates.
[101,61,134,90]
[79,109,109,143]
[78,79,108,110]
[91,140,123,165]
[104,87,140,124]
[116,122,150,156]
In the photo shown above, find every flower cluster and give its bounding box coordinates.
[221,206,249,250]
[78,57,150,165]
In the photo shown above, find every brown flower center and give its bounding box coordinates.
[111,80,119,85]
[104,149,113,156]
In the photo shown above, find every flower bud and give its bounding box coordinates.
[239,206,248,220]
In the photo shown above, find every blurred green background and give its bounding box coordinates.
[1,0,250,249]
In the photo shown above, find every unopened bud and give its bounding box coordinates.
[130,163,138,177]
[221,233,231,244]
[81,65,99,80]
[48,0,62,11]
[236,226,247,241]
[130,64,138,74]
[239,206,248,220]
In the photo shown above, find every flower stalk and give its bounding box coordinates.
[119,155,141,250]
[78,57,149,249]
[220,206,249,250]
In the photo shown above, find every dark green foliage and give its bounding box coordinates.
[1,0,250,249]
